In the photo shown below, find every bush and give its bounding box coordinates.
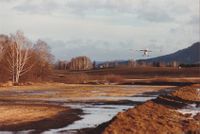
[104,75,124,83]
[63,74,89,84]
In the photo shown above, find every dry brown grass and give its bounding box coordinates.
[0,104,67,126]
[63,74,89,84]
[55,67,200,79]
[172,85,200,101]
[103,101,200,134]
[54,73,125,84]
[0,82,173,100]
[103,75,124,83]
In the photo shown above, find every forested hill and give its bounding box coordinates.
[138,42,200,64]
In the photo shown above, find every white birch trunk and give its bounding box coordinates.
[7,31,33,84]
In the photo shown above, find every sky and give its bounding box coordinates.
[0,0,199,61]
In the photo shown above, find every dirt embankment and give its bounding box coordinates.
[0,104,82,132]
[100,85,200,134]
[172,84,200,102]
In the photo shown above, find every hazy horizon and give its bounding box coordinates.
[0,0,199,61]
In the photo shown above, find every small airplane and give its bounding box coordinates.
[137,49,152,57]
[130,49,152,57]
[130,48,162,57]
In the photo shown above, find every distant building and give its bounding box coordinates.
[96,60,132,69]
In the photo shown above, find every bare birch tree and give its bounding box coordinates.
[68,56,92,70]
[7,31,33,83]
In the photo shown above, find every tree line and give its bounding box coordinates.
[0,31,54,84]
[56,56,93,70]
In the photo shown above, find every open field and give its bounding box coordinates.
[0,83,172,101]
[0,67,199,133]
[1,0,199,133]
[53,67,200,85]
[54,67,200,78]
[0,104,82,132]
[0,83,174,133]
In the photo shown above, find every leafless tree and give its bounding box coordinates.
[32,39,54,80]
[0,35,8,61]
[68,56,93,70]
[7,31,33,83]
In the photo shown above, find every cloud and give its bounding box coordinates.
[12,0,176,23]
[0,0,199,60]
[45,38,177,61]
[137,8,173,22]
[45,38,136,61]
[12,0,198,24]
[65,0,135,15]
[13,0,136,16]
[0,0,15,3]
[188,16,199,25]
[13,0,60,15]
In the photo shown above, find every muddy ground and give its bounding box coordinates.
[0,104,82,133]
[95,85,200,134]
[0,79,199,134]
[0,83,174,133]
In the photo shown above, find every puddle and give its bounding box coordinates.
[66,96,157,102]
[42,95,157,134]
[0,90,58,96]
[43,104,132,134]
[1,86,198,134]
[0,85,166,134]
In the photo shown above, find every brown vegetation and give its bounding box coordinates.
[0,104,64,126]
[82,66,200,78]
[0,31,54,83]
[103,101,200,134]
[57,56,93,71]
[53,71,125,84]
[101,85,200,134]
[0,104,82,131]
[54,66,200,81]
[68,56,93,70]
[53,68,200,85]
[172,85,200,101]
[0,83,171,132]
[0,82,171,100]
[103,74,124,83]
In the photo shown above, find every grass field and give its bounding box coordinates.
[53,67,200,84]
[55,67,200,77]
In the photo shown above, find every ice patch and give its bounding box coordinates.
[177,104,200,117]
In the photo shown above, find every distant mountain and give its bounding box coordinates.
[138,42,200,64]
[95,42,200,68]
